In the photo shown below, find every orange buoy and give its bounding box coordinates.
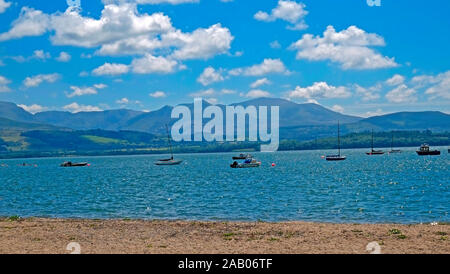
[272,163,276,167]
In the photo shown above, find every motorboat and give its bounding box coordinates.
[60,162,89,167]
[416,144,440,156]
[230,158,261,168]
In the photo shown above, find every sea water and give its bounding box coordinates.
[0,147,448,224]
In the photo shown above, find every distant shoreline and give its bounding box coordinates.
[0,218,448,254]
[0,145,448,160]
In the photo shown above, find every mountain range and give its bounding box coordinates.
[0,99,449,139]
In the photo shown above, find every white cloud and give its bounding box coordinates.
[23,73,60,88]
[411,70,450,100]
[166,23,234,60]
[242,89,271,98]
[270,40,281,49]
[50,4,173,48]
[386,74,405,86]
[354,84,381,102]
[287,82,351,99]
[331,105,344,113]
[229,59,289,76]
[131,54,179,74]
[385,84,417,103]
[250,78,271,88]
[66,83,107,98]
[93,63,130,76]
[116,97,129,104]
[364,108,385,118]
[0,0,11,14]
[18,104,47,114]
[56,52,71,62]
[149,91,167,98]
[197,67,224,86]
[424,71,450,100]
[0,7,50,41]
[254,1,308,30]
[0,3,233,67]
[63,102,102,113]
[32,50,51,60]
[289,25,398,70]
[0,75,11,92]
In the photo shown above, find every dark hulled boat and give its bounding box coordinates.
[416,144,440,156]
[366,130,384,155]
[326,122,346,161]
[60,162,89,167]
[154,125,183,166]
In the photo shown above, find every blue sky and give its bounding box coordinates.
[0,0,449,117]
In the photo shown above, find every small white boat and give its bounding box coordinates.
[155,159,183,166]
[230,158,261,168]
[154,124,183,166]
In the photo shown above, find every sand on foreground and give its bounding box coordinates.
[0,218,448,254]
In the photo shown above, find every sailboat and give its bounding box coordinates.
[389,132,401,154]
[366,129,384,155]
[326,122,346,161]
[154,125,183,166]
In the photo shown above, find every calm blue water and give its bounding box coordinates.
[0,148,448,224]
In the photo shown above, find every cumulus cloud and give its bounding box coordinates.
[289,25,398,70]
[0,75,11,92]
[165,24,234,60]
[0,3,234,72]
[66,83,107,98]
[229,58,289,76]
[197,67,224,86]
[18,104,47,114]
[412,70,450,100]
[23,73,60,88]
[386,74,405,86]
[131,54,179,74]
[385,84,417,103]
[0,7,51,41]
[250,78,271,88]
[56,52,71,62]
[331,105,344,113]
[149,91,167,98]
[287,82,351,100]
[92,63,130,76]
[354,84,381,102]
[63,102,102,113]
[254,1,308,30]
[0,0,11,14]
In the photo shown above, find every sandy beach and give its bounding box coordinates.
[0,218,448,254]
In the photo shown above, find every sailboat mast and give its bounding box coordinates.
[371,129,374,152]
[391,132,394,150]
[166,124,174,160]
[338,121,341,156]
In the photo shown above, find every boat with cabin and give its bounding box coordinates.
[416,144,440,156]
[230,158,261,168]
